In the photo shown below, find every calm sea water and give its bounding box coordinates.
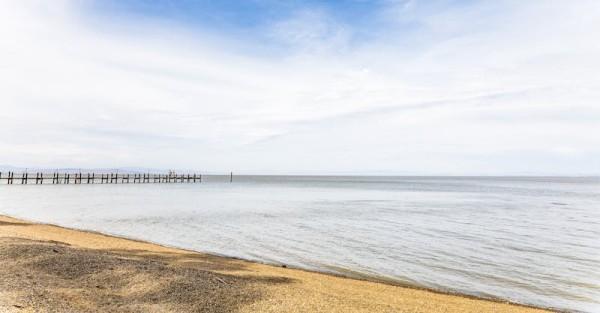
[1,176,599,312]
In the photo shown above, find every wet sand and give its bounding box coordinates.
[0,215,552,313]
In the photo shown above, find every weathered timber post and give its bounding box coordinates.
[230,172,233,183]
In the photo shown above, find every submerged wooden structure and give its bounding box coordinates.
[0,172,206,185]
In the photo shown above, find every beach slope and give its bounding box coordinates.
[0,215,551,313]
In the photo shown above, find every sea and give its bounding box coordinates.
[1,176,598,312]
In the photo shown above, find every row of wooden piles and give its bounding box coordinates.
[0,172,204,184]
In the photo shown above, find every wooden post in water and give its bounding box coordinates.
[230,172,233,183]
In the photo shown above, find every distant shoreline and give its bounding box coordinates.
[0,214,553,313]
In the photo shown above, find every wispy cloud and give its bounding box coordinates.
[0,0,599,174]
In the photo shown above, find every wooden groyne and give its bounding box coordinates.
[0,172,206,185]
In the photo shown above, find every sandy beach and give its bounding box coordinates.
[0,215,551,313]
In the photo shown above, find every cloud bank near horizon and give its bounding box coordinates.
[1,0,599,175]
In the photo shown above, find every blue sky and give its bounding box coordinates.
[88,0,386,30]
[84,0,396,57]
[1,0,599,174]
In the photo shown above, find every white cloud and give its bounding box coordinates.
[0,0,599,174]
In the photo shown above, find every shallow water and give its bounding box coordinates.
[1,176,599,312]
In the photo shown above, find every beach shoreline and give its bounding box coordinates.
[0,214,553,313]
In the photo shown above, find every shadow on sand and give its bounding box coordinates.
[0,237,295,312]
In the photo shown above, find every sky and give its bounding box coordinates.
[1,0,599,175]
